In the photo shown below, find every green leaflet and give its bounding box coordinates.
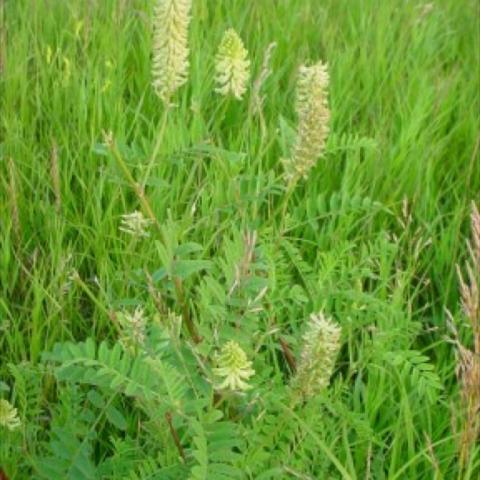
[43,339,188,409]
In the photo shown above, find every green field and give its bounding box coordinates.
[1,0,479,478]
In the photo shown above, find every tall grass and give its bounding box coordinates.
[1,0,479,478]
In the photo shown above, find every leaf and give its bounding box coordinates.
[44,339,188,410]
[173,260,213,279]
[151,267,168,282]
[188,415,244,480]
[87,390,105,408]
[175,242,205,257]
[105,405,128,431]
[92,143,109,156]
[383,350,443,402]
[36,427,97,480]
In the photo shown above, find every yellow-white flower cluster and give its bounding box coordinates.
[213,340,255,391]
[152,0,191,103]
[215,29,250,100]
[0,399,21,431]
[117,307,147,352]
[283,62,330,182]
[291,312,341,399]
[119,211,152,238]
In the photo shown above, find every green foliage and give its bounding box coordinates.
[381,349,443,403]
[43,339,188,410]
[34,386,98,480]
[36,426,97,480]
[1,0,479,478]
[188,411,245,480]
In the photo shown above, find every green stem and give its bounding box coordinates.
[273,177,297,237]
[109,139,162,232]
[174,276,201,344]
[72,273,110,318]
[273,399,354,480]
[141,105,170,190]
[109,132,201,345]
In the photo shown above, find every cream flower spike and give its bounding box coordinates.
[213,341,255,391]
[117,307,147,351]
[283,61,330,182]
[117,307,147,352]
[119,211,152,238]
[0,399,21,431]
[152,0,192,104]
[291,312,341,399]
[215,29,250,100]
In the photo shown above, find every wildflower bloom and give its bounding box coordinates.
[0,399,21,431]
[152,0,191,103]
[283,61,330,182]
[117,307,147,352]
[291,312,341,399]
[213,341,255,391]
[119,211,152,238]
[215,29,250,100]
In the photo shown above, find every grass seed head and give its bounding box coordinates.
[251,41,277,116]
[454,201,480,467]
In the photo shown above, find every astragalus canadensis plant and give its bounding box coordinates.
[1,0,478,478]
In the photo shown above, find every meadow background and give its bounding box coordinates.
[1,0,479,478]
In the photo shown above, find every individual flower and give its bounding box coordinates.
[117,307,147,352]
[0,399,21,431]
[282,61,330,182]
[152,0,191,103]
[291,312,341,399]
[215,29,250,100]
[119,211,152,238]
[213,341,255,391]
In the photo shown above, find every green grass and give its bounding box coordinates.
[1,0,479,478]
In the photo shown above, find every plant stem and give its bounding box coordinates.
[165,411,186,461]
[109,138,161,231]
[279,336,297,373]
[141,105,170,190]
[174,276,201,344]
